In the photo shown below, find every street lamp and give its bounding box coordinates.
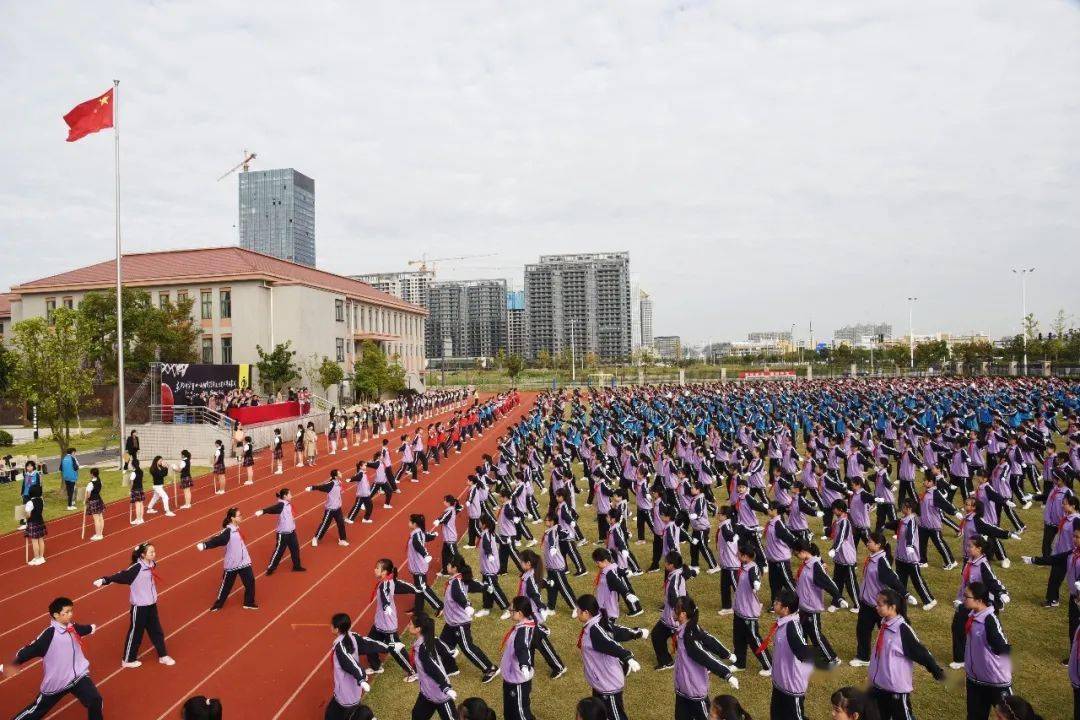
[1011,268,1035,375]
[907,297,918,370]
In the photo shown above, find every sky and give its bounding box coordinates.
[2,1,1078,346]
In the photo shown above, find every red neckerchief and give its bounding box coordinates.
[594,567,604,588]
[64,623,85,653]
[369,578,389,603]
[148,561,163,587]
[962,561,974,586]
[501,621,535,651]
[796,559,807,581]
[875,618,889,654]
[756,622,778,655]
[577,625,587,649]
[964,613,975,636]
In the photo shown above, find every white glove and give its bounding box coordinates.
[520,665,534,681]
[305,486,313,492]
[196,543,206,551]
[953,599,963,608]
[621,550,629,560]
[254,510,263,517]
[627,594,639,604]
[447,689,458,700]
[627,658,641,673]
[360,681,371,693]
[487,555,496,565]
[639,627,650,639]
[728,676,739,689]
[384,606,394,617]
[424,556,433,564]
[954,512,963,520]
[432,519,441,527]
[753,581,761,592]
[465,606,475,617]
[93,579,104,588]
[1006,501,1016,508]
[827,549,836,558]
[815,511,824,518]
[1074,581,1080,595]
[689,513,699,520]
[1021,556,1033,564]
[689,536,700,545]
[392,642,405,652]
[1001,594,1011,605]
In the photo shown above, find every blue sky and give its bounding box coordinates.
[2,1,1078,344]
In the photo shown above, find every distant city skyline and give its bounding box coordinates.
[2,3,1077,344]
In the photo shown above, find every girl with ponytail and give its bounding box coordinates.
[92,542,175,668]
[254,488,305,575]
[364,558,418,679]
[673,596,738,720]
[195,508,257,611]
[438,556,498,683]
[709,695,752,720]
[516,550,567,680]
[576,593,640,720]
[852,531,905,667]
[406,513,444,614]
[407,612,457,720]
[499,597,540,720]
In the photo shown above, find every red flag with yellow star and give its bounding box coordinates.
[63,88,114,142]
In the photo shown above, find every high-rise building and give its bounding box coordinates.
[351,270,434,308]
[427,279,508,359]
[654,335,682,361]
[524,252,632,362]
[834,322,893,346]
[639,290,654,349]
[238,169,315,266]
[507,290,527,358]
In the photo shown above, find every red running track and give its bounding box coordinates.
[0,393,535,719]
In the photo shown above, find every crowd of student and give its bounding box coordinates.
[7,376,1080,720]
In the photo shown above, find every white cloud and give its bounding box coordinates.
[1,0,1077,343]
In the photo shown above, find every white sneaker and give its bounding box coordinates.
[180,504,191,509]
[67,505,77,511]
[345,518,355,524]
[949,662,964,670]
[133,519,145,525]
[215,490,225,495]
[384,504,393,509]
[90,534,103,541]
[1001,558,1011,569]
[474,609,491,618]
[525,539,537,548]
[849,659,869,667]
[923,599,938,611]
[296,463,304,468]
[362,519,373,524]
[165,512,176,517]
[718,608,734,616]
[146,509,159,514]
[158,656,176,666]
[274,470,284,475]
[338,540,349,547]
[758,669,772,677]
[243,480,254,486]
[706,567,722,575]
[312,538,319,547]
[404,674,418,683]
[121,661,142,669]
[500,610,512,620]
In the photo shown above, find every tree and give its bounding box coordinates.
[255,341,301,396]
[353,341,405,401]
[883,345,909,368]
[536,350,552,369]
[0,344,13,398]
[505,354,524,381]
[318,358,345,406]
[9,309,95,454]
[584,351,599,370]
[493,349,507,370]
[914,339,949,369]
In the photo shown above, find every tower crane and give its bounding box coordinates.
[407,253,497,273]
[217,150,257,181]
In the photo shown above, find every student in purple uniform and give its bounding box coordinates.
[406,514,445,614]
[593,548,644,619]
[894,499,936,610]
[828,500,861,611]
[516,550,569,677]
[763,501,798,604]
[346,461,375,525]
[196,507,257,611]
[848,476,877,549]
[409,612,458,720]
[756,589,814,720]
[92,542,176,668]
[1038,467,1074,557]
[958,497,1019,569]
[716,505,741,615]
[307,469,349,548]
[474,517,511,620]
[918,473,961,569]
[731,543,773,676]
[254,487,306,575]
[499,597,540,720]
[962,581,1013,720]
[851,532,906,667]
[867,587,945,720]
[541,513,577,614]
[687,482,719,571]
[652,551,698,670]
[950,536,1008,670]
[793,541,844,666]
[555,488,588,576]
[1021,494,1080,607]
[367,559,418,679]
[434,496,463,576]
[438,556,499,683]
[326,613,373,720]
[4,597,102,720]
[495,490,526,574]
[731,479,768,569]
[672,596,739,720]
[1069,620,1080,720]
[829,686,879,720]
[576,593,642,720]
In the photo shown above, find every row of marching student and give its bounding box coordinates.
[2,386,485,719]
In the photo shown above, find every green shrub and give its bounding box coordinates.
[0,430,12,446]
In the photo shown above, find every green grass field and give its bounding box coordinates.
[0,466,209,533]
[365,467,1073,720]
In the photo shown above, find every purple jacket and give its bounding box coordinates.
[413,636,453,703]
[963,607,1012,687]
[734,562,763,619]
[100,559,159,606]
[203,525,251,571]
[771,613,813,696]
[499,621,535,684]
[332,633,368,707]
[15,620,94,694]
[580,615,631,694]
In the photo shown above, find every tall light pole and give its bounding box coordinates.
[570,319,576,383]
[907,297,918,370]
[1012,268,1035,375]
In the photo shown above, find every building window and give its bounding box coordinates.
[45,298,56,324]
[200,291,213,320]
[221,336,233,364]
[177,290,189,304]
[335,338,345,362]
[220,289,232,319]
[62,297,73,310]
[159,292,169,309]
[335,299,344,322]
[201,337,213,363]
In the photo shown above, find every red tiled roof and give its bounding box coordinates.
[10,246,426,315]
[0,293,12,319]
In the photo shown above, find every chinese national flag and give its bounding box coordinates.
[63,88,114,142]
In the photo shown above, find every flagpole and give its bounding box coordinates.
[114,79,126,470]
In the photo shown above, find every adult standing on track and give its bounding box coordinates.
[60,448,79,511]
[145,455,175,517]
[85,467,106,540]
[255,487,306,575]
[92,541,176,669]
[196,507,258,612]
[3,596,103,720]
[307,469,349,548]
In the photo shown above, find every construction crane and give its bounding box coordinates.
[408,253,497,273]
[217,150,257,181]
